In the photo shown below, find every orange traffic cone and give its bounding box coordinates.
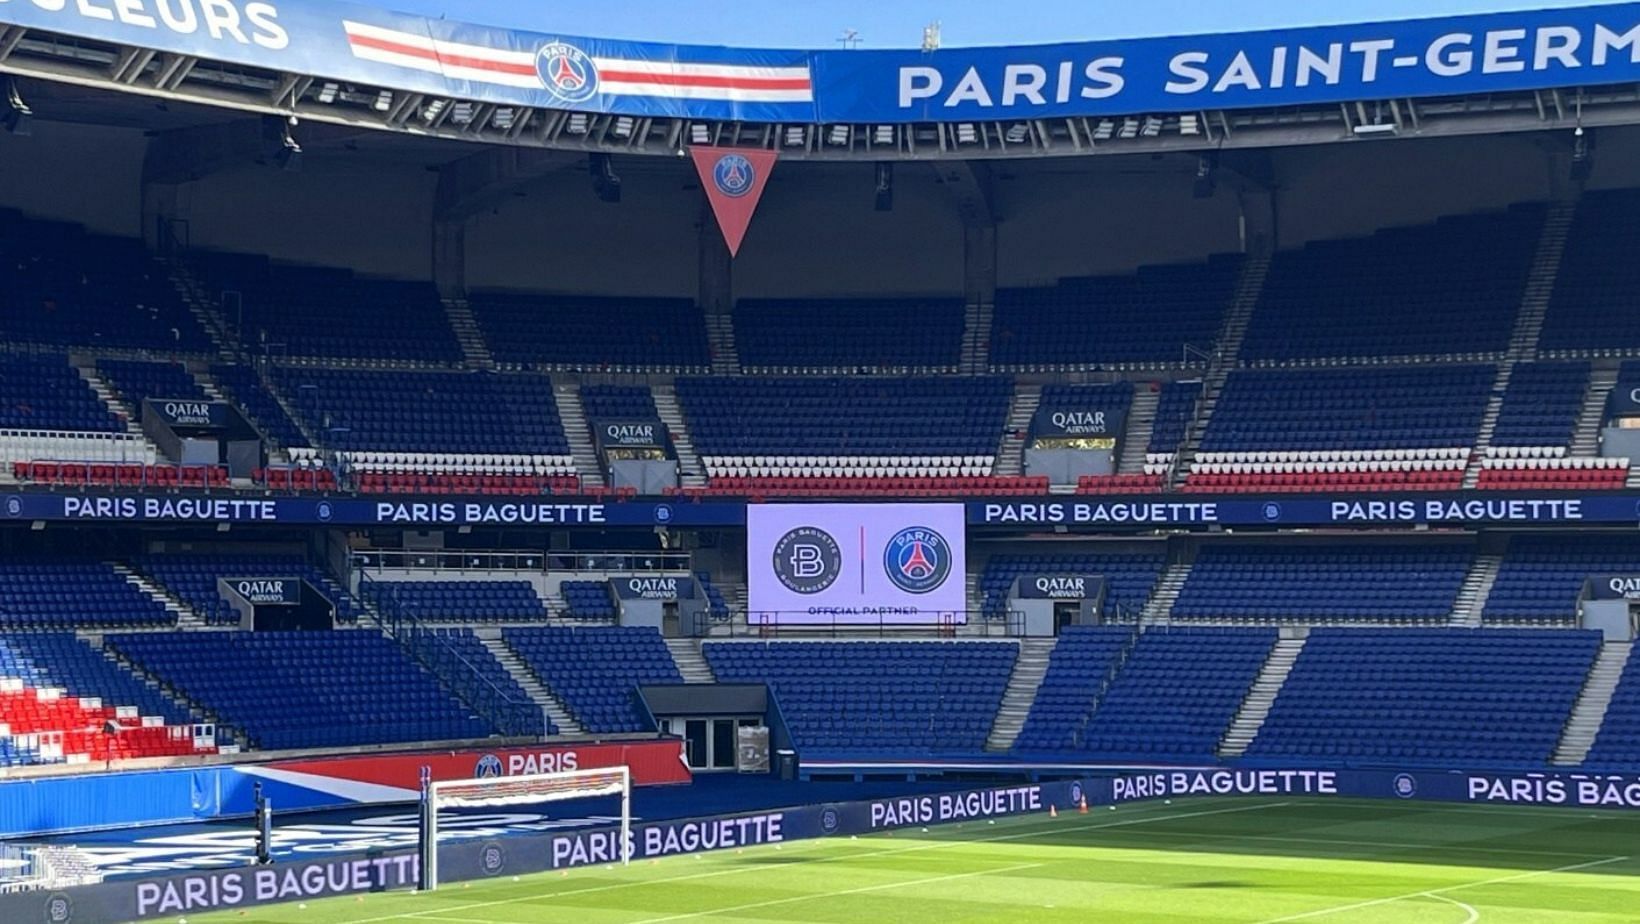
[1049,804,1058,818]
[1078,796,1090,814]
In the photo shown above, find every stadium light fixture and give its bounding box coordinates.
[612,116,636,138]
[450,102,476,125]
[1141,116,1163,137]
[1118,117,1139,139]
[784,126,807,147]
[826,125,850,146]
[316,82,339,105]
[1004,123,1030,144]
[689,123,711,145]
[955,123,978,144]
[373,90,393,113]
[420,99,448,123]
[492,107,517,130]
[565,112,590,134]
[1092,119,1115,141]
[1351,122,1397,136]
[872,125,895,146]
[1179,114,1201,136]
[2,80,31,136]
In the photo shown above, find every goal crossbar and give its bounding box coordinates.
[420,766,631,890]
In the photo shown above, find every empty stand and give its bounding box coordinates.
[677,376,1010,480]
[1483,535,1640,624]
[1187,366,1492,492]
[1011,626,1132,752]
[559,581,616,621]
[270,368,575,484]
[1248,628,1599,766]
[209,364,310,449]
[137,554,360,626]
[0,562,171,630]
[1171,544,1471,623]
[1541,189,1640,355]
[990,256,1241,369]
[469,293,710,371]
[735,297,963,372]
[198,253,460,363]
[0,211,210,352]
[109,631,488,750]
[1478,362,1624,489]
[503,626,680,733]
[1241,205,1542,362]
[405,629,551,736]
[366,580,546,623]
[1077,627,1276,760]
[979,550,1166,621]
[703,641,1015,757]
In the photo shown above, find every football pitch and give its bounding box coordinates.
[190,797,1640,923]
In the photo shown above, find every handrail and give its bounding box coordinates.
[353,549,692,574]
[355,573,541,738]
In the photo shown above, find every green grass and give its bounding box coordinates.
[189,798,1640,923]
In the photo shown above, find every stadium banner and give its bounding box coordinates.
[141,398,232,431]
[1608,384,1640,416]
[0,741,688,837]
[815,4,1640,122]
[1100,766,1640,811]
[1032,406,1127,440]
[691,147,777,258]
[1588,574,1640,600]
[593,419,667,450]
[746,502,968,625]
[969,492,1640,529]
[610,575,696,600]
[6,3,1640,124]
[0,0,817,122]
[220,576,301,605]
[0,492,742,527]
[1017,574,1106,601]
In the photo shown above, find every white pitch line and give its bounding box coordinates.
[1123,828,1612,860]
[627,860,1045,924]
[338,800,1289,924]
[1427,894,1480,924]
[1255,854,1630,923]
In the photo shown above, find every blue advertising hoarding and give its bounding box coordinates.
[5,489,1640,529]
[3,2,1640,123]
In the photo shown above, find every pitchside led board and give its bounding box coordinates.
[747,503,967,625]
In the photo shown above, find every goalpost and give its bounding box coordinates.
[420,765,631,890]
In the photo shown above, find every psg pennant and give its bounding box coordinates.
[690,147,777,257]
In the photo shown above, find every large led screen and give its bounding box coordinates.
[746,503,967,625]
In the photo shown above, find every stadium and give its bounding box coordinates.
[6,0,1640,921]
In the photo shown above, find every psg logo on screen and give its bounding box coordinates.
[536,41,599,103]
[713,153,757,198]
[883,526,952,594]
[773,526,842,595]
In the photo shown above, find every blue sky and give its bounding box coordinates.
[387,0,1629,47]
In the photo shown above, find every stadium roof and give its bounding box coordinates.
[4,3,1640,158]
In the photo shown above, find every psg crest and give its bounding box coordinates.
[713,153,757,198]
[883,526,952,594]
[536,42,599,103]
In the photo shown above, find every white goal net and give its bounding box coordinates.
[420,766,631,890]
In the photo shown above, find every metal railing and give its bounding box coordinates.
[355,574,542,738]
[694,609,1025,638]
[352,549,692,574]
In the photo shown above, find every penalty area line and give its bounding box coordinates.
[1254,854,1630,923]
